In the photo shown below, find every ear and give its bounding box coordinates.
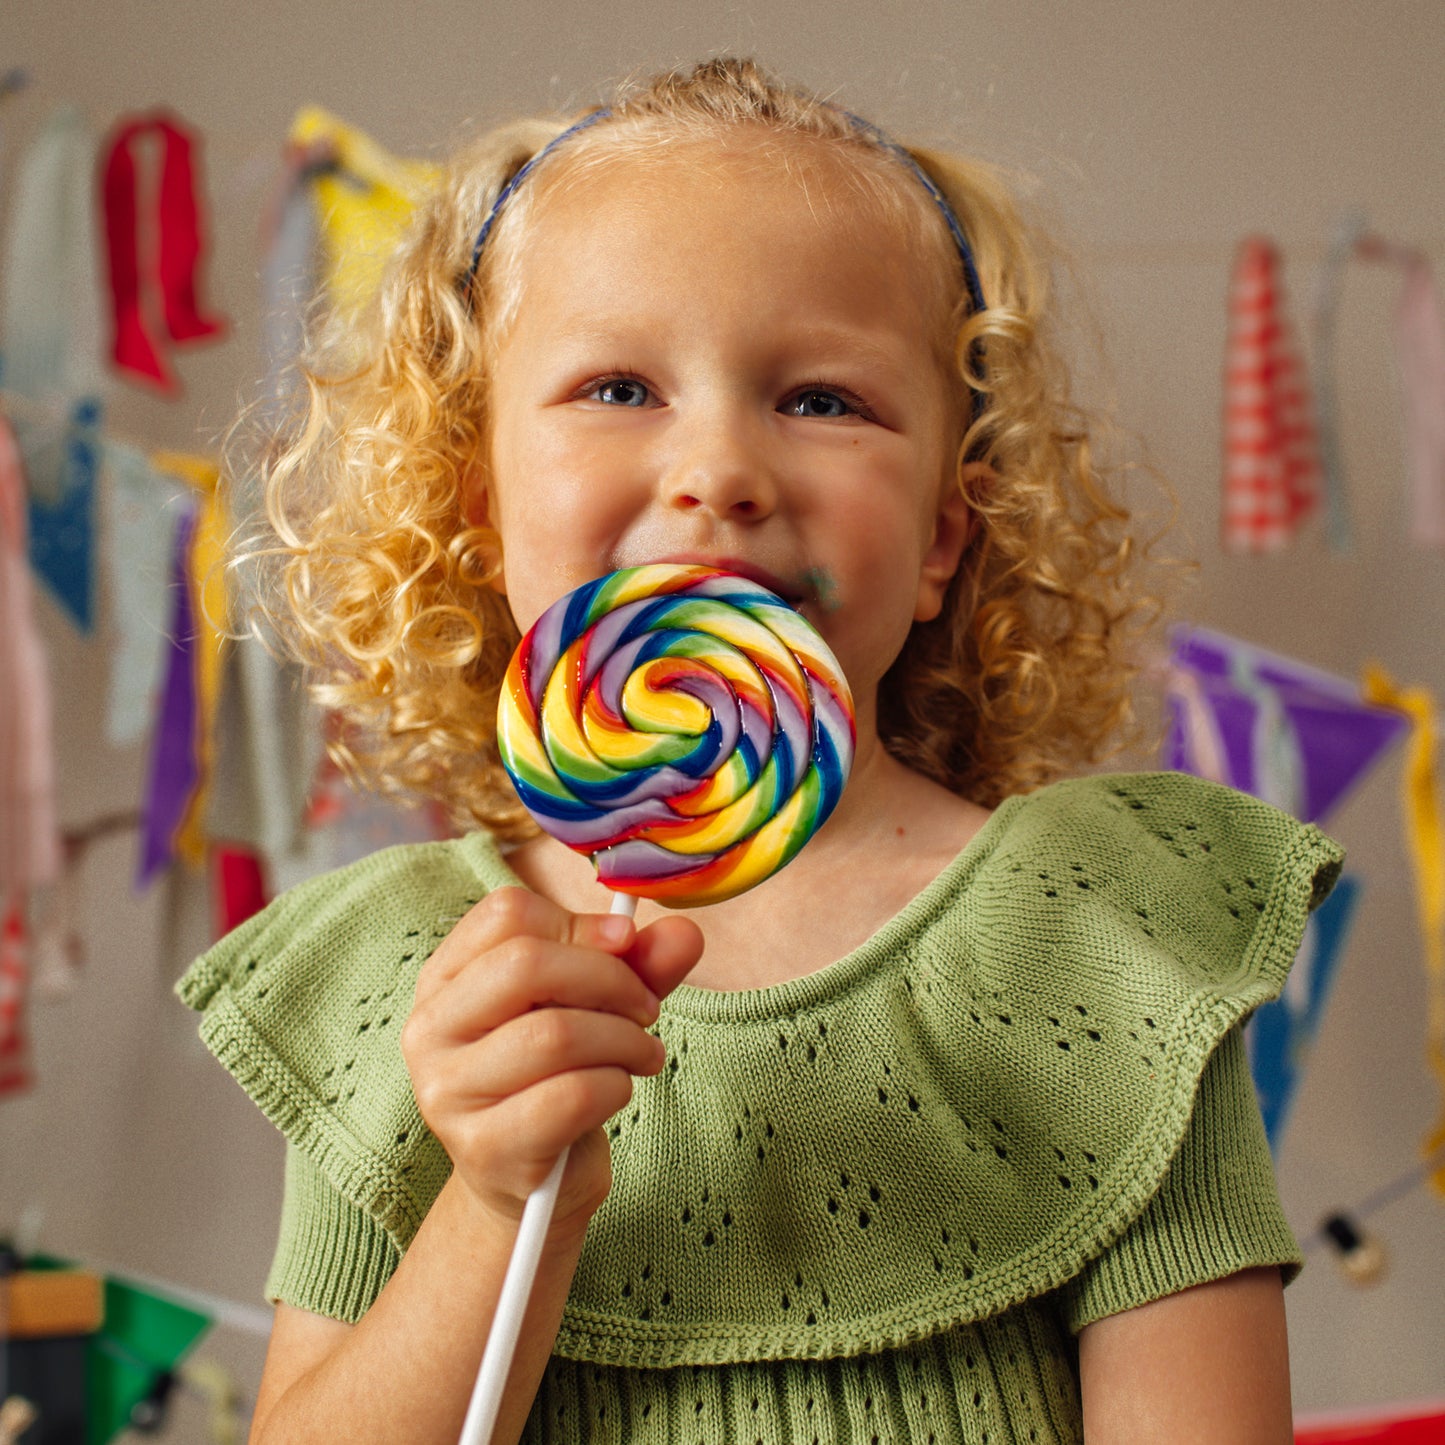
[460,463,508,595]
[914,461,990,623]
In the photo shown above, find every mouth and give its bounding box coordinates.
[653,554,811,605]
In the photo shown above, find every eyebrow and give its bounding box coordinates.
[539,318,920,375]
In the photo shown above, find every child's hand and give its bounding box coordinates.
[401,888,703,1239]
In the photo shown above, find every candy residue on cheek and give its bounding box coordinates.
[797,566,841,612]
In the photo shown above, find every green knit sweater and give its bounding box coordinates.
[179,773,1341,1443]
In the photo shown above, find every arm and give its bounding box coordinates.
[248,1173,588,1444]
[1077,1266,1293,1445]
[247,889,703,1445]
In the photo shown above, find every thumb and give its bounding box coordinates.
[627,916,705,1002]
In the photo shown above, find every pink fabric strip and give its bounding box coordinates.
[0,412,62,897]
[1394,257,1445,549]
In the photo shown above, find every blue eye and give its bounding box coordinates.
[594,378,650,407]
[786,389,854,419]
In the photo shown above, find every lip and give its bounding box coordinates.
[654,554,807,603]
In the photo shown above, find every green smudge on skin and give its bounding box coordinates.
[798,567,840,612]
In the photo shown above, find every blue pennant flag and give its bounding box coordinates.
[1247,873,1362,1150]
[26,396,101,631]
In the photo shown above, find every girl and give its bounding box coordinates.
[181,58,1340,1444]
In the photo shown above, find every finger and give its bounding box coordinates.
[626,915,706,1002]
[410,935,662,1047]
[454,1007,666,1101]
[417,887,635,996]
[455,1066,638,1188]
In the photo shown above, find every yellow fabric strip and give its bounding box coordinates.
[153,452,226,868]
[286,106,440,320]
[1362,664,1445,1191]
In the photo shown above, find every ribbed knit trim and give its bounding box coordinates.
[525,1307,1084,1444]
[265,1145,399,1325]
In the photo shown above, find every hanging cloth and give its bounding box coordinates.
[214,847,269,938]
[0,105,107,503]
[23,394,101,631]
[1309,212,1367,553]
[0,900,32,1096]
[0,106,106,629]
[1166,626,1407,825]
[0,412,61,901]
[160,453,226,871]
[138,504,200,886]
[1249,875,1361,1151]
[204,153,322,868]
[1392,255,1445,549]
[1221,237,1324,552]
[100,443,190,746]
[1361,665,1445,1193]
[99,112,227,393]
[136,455,226,884]
[286,106,439,323]
[0,412,60,1101]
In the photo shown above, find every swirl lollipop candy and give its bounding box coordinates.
[497,562,856,907]
[461,564,854,1445]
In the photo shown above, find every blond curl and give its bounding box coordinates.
[238,57,1164,832]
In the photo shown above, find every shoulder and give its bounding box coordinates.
[174,830,515,1248]
[923,770,1342,991]
[177,830,515,1013]
[897,770,1343,1128]
[984,771,1340,901]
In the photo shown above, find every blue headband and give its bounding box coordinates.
[462,106,988,324]
[838,110,987,320]
[463,108,612,293]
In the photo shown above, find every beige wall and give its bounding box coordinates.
[2,0,1442,1430]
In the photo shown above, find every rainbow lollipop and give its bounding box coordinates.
[461,564,854,1445]
[497,562,855,907]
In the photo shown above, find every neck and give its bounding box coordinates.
[503,722,994,991]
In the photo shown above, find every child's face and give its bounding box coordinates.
[483,135,974,729]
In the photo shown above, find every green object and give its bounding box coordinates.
[179,772,1342,1442]
[26,1256,211,1443]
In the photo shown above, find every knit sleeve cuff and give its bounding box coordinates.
[264,1145,401,1325]
[1058,1027,1302,1333]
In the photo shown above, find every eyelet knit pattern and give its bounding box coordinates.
[178,773,1341,1443]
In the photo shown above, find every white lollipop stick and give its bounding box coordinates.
[458,889,639,1445]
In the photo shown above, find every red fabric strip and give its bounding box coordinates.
[99,112,227,393]
[215,847,270,937]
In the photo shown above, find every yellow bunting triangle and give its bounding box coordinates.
[1362,663,1445,1192]
[287,107,440,321]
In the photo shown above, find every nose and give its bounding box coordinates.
[661,409,777,523]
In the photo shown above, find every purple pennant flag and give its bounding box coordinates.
[137,503,200,885]
[1166,625,1408,825]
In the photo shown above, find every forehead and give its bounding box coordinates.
[485,130,958,345]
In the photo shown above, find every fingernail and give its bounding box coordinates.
[597,915,632,947]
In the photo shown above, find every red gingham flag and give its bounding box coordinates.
[0,899,33,1097]
[1222,237,1323,551]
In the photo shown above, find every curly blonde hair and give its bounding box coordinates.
[248,57,1159,833]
